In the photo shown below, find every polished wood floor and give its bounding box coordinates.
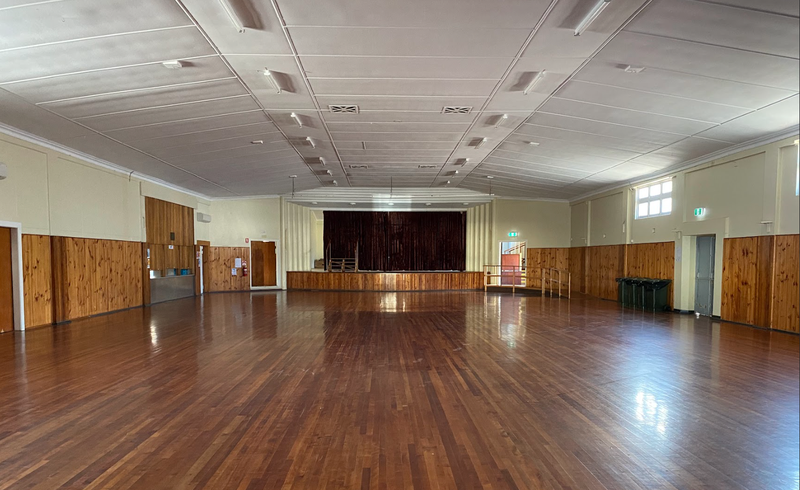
[0,292,797,490]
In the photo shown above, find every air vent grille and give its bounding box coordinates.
[418,165,437,169]
[349,164,369,169]
[442,106,472,114]
[329,105,359,114]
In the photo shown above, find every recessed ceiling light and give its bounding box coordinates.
[624,65,646,74]
[446,180,451,185]
[494,114,509,128]
[251,140,264,145]
[264,69,283,94]
[523,71,545,95]
[574,0,611,36]
[326,170,333,176]
[290,112,303,127]
[332,180,338,186]
[162,60,184,69]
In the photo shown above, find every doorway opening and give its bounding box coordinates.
[695,235,716,316]
[499,241,526,286]
[251,240,278,288]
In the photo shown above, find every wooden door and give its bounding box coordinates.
[251,241,277,287]
[501,253,520,286]
[0,227,13,332]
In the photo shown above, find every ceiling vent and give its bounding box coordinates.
[349,164,369,169]
[329,105,359,114]
[442,106,472,114]
[418,165,437,169]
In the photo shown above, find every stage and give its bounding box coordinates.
[286,271,483,291]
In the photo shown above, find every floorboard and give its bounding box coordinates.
[0,291,797,490]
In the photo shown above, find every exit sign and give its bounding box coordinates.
[694,208,706,217]
[508,232,519,237]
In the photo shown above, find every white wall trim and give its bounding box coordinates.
[0,221,24,331]
[569,127,800,204]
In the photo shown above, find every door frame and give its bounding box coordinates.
[694,235,716,317]
[249,239,281,290]
[0,221,24,331]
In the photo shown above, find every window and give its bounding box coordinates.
[635,180,673,219]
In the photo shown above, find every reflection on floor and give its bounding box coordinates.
[0,291,797,489]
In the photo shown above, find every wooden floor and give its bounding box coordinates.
[0,292,797,490]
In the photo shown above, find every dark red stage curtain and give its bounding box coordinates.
[323,211,466,271]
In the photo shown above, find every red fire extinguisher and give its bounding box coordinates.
[242,260,248,277]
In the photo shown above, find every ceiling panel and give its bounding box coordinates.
[0,0,191,50]
[225,55,317,110]
[322,111,478,123]
[526,113,688,146]
[1,56,232,103]
[315,95,488,112]
[540,97,718,135]
[711,0,799,17]
[149,133,287,160]
[514,123,663,153]
[555,80,750,123]
[76,96,261,132]
[695,95,800,143]
[572,60,796,110]
[300,56,512,79]
[336,141,457,150]
[597,31,799,91]
[107,111,270,142]
[41,79,247,119]
[328,122,471,133]
[289,27,532,57]
[0,27,215,83]
[309,78,498,97]
[133,122,280,152]
[626,0,799,58]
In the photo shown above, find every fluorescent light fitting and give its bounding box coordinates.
[426,203,432,206]
[251,140,263,145]
[523,71,546,95]
[494,114,509,128]
[574,0,611,36]
[475,137,488,150]
[305,137,316,149]
[528,141,540,146]
[326,170,333,176]
[219,0,245,33]
[624,65,645,74]
[319,157,326,166]
[311,202,318,205]
[290,112,303,127]
[162,60,184,69]
[463,203,469,206]
[289,175,297,178]
[486,175,494,179]
[453,170,459,175]
[264,69,283,94]
[446,180,451,185]
[332,180,338,186]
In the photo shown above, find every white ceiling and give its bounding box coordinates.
[0,0,797,199]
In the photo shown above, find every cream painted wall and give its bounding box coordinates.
[777,144,799,235]
[494,199,570,253]
[466,201,494,271]
[570,201,589,248]
[208,198,281,247]
[588,193,626,246]
[0,135,50,235]
[281,200,314,285]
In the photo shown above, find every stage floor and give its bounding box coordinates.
[0,291,797,489]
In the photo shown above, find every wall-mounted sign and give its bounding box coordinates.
[508,232,519,237]
[694,208,706,217]
[231,268,237,276]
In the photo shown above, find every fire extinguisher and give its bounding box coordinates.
[242,260,248,277]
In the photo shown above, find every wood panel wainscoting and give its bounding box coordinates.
[525,248,569,289]
[51,237,143,323]
[205,247,251,292]
[722,234,799,333]
[21,235,53,328]
[585,245,626,301]
[287,271,483,291]
[626,241,676,308]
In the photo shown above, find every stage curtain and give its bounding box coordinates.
[323,211,466,271]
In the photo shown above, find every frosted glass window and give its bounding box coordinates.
[635,179,673,219]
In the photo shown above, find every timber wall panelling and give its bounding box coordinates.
[145,197,195,246]
[287,272,483,291]
[206,247,251,292]
[625,242,675,308]
[51,237,143,323]
[772,235,799,333]
[22,235,53,327]
[526,248,569,289]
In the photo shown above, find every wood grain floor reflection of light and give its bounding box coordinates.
[0,291,797,489]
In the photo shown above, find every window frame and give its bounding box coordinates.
[634,179,674,220]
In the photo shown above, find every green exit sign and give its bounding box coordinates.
[508,232,519,237]
[694,208,706,217]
